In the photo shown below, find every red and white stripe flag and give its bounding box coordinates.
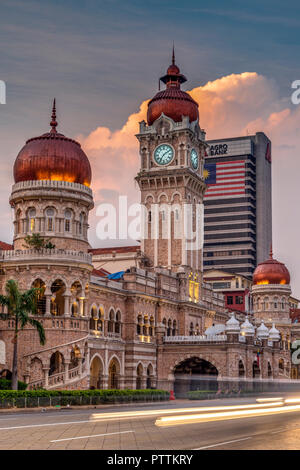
[204,160,246,199]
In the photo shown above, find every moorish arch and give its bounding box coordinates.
[90,354,104,389]
[108,356,121,389]
[173,356,219,397]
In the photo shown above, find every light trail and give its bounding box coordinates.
[89,401,284,421]
[155,402,300,427]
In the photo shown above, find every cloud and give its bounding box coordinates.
[79,72,300,295]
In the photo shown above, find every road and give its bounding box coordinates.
[2,397,300,450]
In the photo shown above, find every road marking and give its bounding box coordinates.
[0,419,94,431]
[50,430,135,443]
[193,437,252,450]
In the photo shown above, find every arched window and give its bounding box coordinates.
[149,316,154,336]
[108,310,115,333]
[143,315,148,336]
[32,279,46,315]
[115,311,121,334]
[46,208,55,232]
[136,363,143,390]
[98,308,104,332]
[64,209,72,233]
[172,320,177,336]
[50,279,66,316]
[167,319,172,337]
[16,209,22,234]
[79,213,84,235]
[189,322,194,336]
[279,359,284,372]
[137,314,142,335]
[28,208,36,233]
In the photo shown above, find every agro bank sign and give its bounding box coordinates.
[206,138,253,158]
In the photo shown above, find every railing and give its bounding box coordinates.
[1,248,92,264]
[27,379,44,390]
[68,366,80,380]
[48,371,65,387]
[164,334,227,343]
[11,179,93,196]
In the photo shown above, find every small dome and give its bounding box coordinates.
[253,246,290,286]
[147,49,199,126]
[240,316,255,336]
[13,100,92,187]
[225,313,240,333]
[256,320,269,339]
[269,323,280,341]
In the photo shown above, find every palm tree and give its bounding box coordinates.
[0,280,46,390]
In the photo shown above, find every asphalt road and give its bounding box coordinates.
[1,397,300,450]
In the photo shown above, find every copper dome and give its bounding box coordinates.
[253,247,290,286]
[147,49,199,126]
[13,100,92,187]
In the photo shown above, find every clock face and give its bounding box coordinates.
[154,144,174,166]
[191,149,198,170]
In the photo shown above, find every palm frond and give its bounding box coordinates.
[28,317,46,345]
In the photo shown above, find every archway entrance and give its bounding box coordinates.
[90,356,103,389]
[173,357,218,397]
[108,358,120,389]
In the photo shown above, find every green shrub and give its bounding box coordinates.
[187,390,217,400]
[0,389,169,408]
[0,378,27,390]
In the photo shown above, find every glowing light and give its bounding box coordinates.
[256,280,269,285]
[155,402,300,427]
[90,402,284,422]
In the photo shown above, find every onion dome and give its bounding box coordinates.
[253,246,290,286]
[240,316,255,336]
[13,100,92,187]
[225,313,240,333]
[269,323,281,342]
[256,320,269,340]
[147,47,199,126]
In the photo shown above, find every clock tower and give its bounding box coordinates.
[135,50,207,285]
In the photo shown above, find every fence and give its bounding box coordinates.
[0,392,169,409]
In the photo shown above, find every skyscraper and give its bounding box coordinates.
[203,132,272,277]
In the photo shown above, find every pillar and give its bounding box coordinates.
[43,367,49,388]
[45,295,51,317]
[63,294,71,317]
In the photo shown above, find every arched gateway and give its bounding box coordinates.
[173,357,218,397]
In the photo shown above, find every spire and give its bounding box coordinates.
[269,243,273,259]
[172,43,175,65]
[50,98,57,134]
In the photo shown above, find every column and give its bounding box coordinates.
[63,294,71,317]
[79,298,85,316]
[43,367,49,388]
[64,361,70,383]
[45,295,51,317]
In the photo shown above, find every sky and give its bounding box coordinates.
[0,0,300,294]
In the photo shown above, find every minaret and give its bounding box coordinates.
[135,51,207,292]
[252,247,291,348]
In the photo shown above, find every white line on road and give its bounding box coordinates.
[193,437,252,450]
[0,419,94,431]
[50,430,135,443]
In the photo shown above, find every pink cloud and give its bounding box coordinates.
[78,72,300,296]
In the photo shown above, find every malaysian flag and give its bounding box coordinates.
[204,160,246,198]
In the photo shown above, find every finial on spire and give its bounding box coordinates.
[269,243,273,259]
[50,98,57,133]
[172,43,175,65]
